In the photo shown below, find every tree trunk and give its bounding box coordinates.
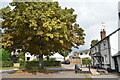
[38,54,44,69]
[64,57,65,61]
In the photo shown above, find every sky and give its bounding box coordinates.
[0,0,119,55]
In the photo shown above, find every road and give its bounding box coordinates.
[1,64,120,79]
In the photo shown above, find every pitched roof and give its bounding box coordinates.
[90,28,120,49]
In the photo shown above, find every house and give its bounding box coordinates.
[90,28,120,72]
[68,49,91,64]
[11,49,36,61]
[25,52,37,61]
[73,49,91,59]
[48,53,69,61]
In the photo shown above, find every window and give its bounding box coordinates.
[85,52,87,55]
[95,47,97,51]
[80,53,83,55]
[27,57,30,61]
[104,55,107,63]
[104,43,106,48]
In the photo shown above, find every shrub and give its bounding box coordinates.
[2,61,13,67]
[0,49,11,61]
[82,59,91,65]
[31,59,38,61]
[49,58,56,61]
[44,61,61,66]
[25,61,39,70]
[24,60,61,69]
[19,61,27,68]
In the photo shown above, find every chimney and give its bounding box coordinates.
[100,29,106,40]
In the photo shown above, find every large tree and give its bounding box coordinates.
[1,2,85,69]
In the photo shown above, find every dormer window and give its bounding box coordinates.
[104,43,106,48]
[80,53,82,55]
[85,52,87,55]
[95,47,97,51]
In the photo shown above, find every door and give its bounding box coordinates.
[114,57,119,72]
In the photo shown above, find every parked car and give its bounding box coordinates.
[61,60,70,64]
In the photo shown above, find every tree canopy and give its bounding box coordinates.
[1,2,85,56]
[90,39,99,47]
[58,48,70,60]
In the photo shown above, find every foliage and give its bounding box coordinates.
[31,58,38,61]
[73,51,79,56]
[1,2,85,68]
[1,2,85,55]
[2,61,13,67]
[44,61,61,66]
[90,39,99,47]
[0,48,11,61]
[19,61,27,68]
[24,61,61,69]
[49,57,56,61]
[18,52,25,62]
[82,59,91,65]
[25,61,39,70]
[58,48,70,60]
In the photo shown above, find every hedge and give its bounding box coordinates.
[82,59,91,65]
[44,61,61,66]
[24,61,61,69]
[2,61,13,67]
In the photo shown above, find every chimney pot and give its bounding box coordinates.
[100,29,106,40]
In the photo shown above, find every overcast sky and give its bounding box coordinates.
[0,0,119,55]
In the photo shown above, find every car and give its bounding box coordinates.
[61,60,70,64]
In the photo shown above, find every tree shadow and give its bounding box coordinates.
[22,68,59,75]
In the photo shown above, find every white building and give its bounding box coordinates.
[11,49,37,61]
[25,52,37,61]
[48,53,69,61]
[73,49,91,59]
[90,28,120,72]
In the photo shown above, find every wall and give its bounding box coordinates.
[118,1,120,55]
[25,52,37,61]
[109,32,118,56]
[78,50,91,59]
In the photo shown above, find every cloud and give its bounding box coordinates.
[0,0,119,55]
[57,0,119,54]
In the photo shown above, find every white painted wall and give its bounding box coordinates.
[25,52,37,61]
[110,31,118,56]
[78,50,91,59]
[110,58,115,70]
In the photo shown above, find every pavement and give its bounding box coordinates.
[0,68,19,73]
[2,71,119,78]
[46,64,75,71]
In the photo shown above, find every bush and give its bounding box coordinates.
[82,59,91,65]
[25,61,39,70]
[0,49,11,61]
[49,58,56,61]
[44,61,61,66]
[31,59,38,61]
[24,60,61,69]
[19,61,27,68]
[2,61,13,67]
